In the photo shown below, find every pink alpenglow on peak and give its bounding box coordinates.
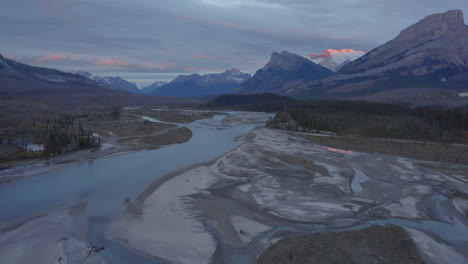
[307,49,366,72]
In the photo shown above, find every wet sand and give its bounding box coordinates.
[107,127,468,263]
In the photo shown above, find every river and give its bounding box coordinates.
[1,111,467,264]
[0,113,267,222]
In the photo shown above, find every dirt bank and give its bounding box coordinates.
[258,225,424,264]
[300,133,468,164]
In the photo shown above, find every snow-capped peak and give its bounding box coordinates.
[307,49,366,72]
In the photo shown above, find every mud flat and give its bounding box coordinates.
[0,202,106,264]
[107,128,468,263]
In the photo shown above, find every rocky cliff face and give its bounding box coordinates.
[235,51,333,94]
[289,10,468,105]
[339,10,468,80]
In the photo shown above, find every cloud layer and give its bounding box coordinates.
[1,0,467,83]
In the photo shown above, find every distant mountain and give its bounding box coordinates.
[234,51,334,94]
[290,10,468,105]
[0,54,201,109]
[140,81,169,95]
[77,71,141,94]
[150,69,251,97]
[0,53,119,96]
[307,49,366,72]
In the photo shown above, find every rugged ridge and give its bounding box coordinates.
[151,69,251,97]
[0,54,117,95]
[235,51,333,94]
[339,10,468,78]
[289,10,468,105]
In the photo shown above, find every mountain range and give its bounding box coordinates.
[3,10,467,106]
[0,54,202,109]
[77,71,141,94]
[235,51,333,94]
[238,10,468,105]
[149,69,251,97]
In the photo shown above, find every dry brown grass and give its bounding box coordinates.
[258,225,424,264]
[301,134,468,164]
[128,108,222,124]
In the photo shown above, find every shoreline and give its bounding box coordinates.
[0,127,193,184]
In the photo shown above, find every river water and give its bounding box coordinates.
[0,113,265,222]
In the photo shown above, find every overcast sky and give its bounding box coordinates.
[1,0,467,85]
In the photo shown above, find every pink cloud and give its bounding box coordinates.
[93,58,129,66]
[36,54,80,63]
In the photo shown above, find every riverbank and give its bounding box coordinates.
[0,111,193,184]
[106,127,468,263]
[0,107,195,173]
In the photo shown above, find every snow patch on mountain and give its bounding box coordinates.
[307,49,366,72]
[77,71,140,94]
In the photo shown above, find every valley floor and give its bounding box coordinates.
[1,115,467,264]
